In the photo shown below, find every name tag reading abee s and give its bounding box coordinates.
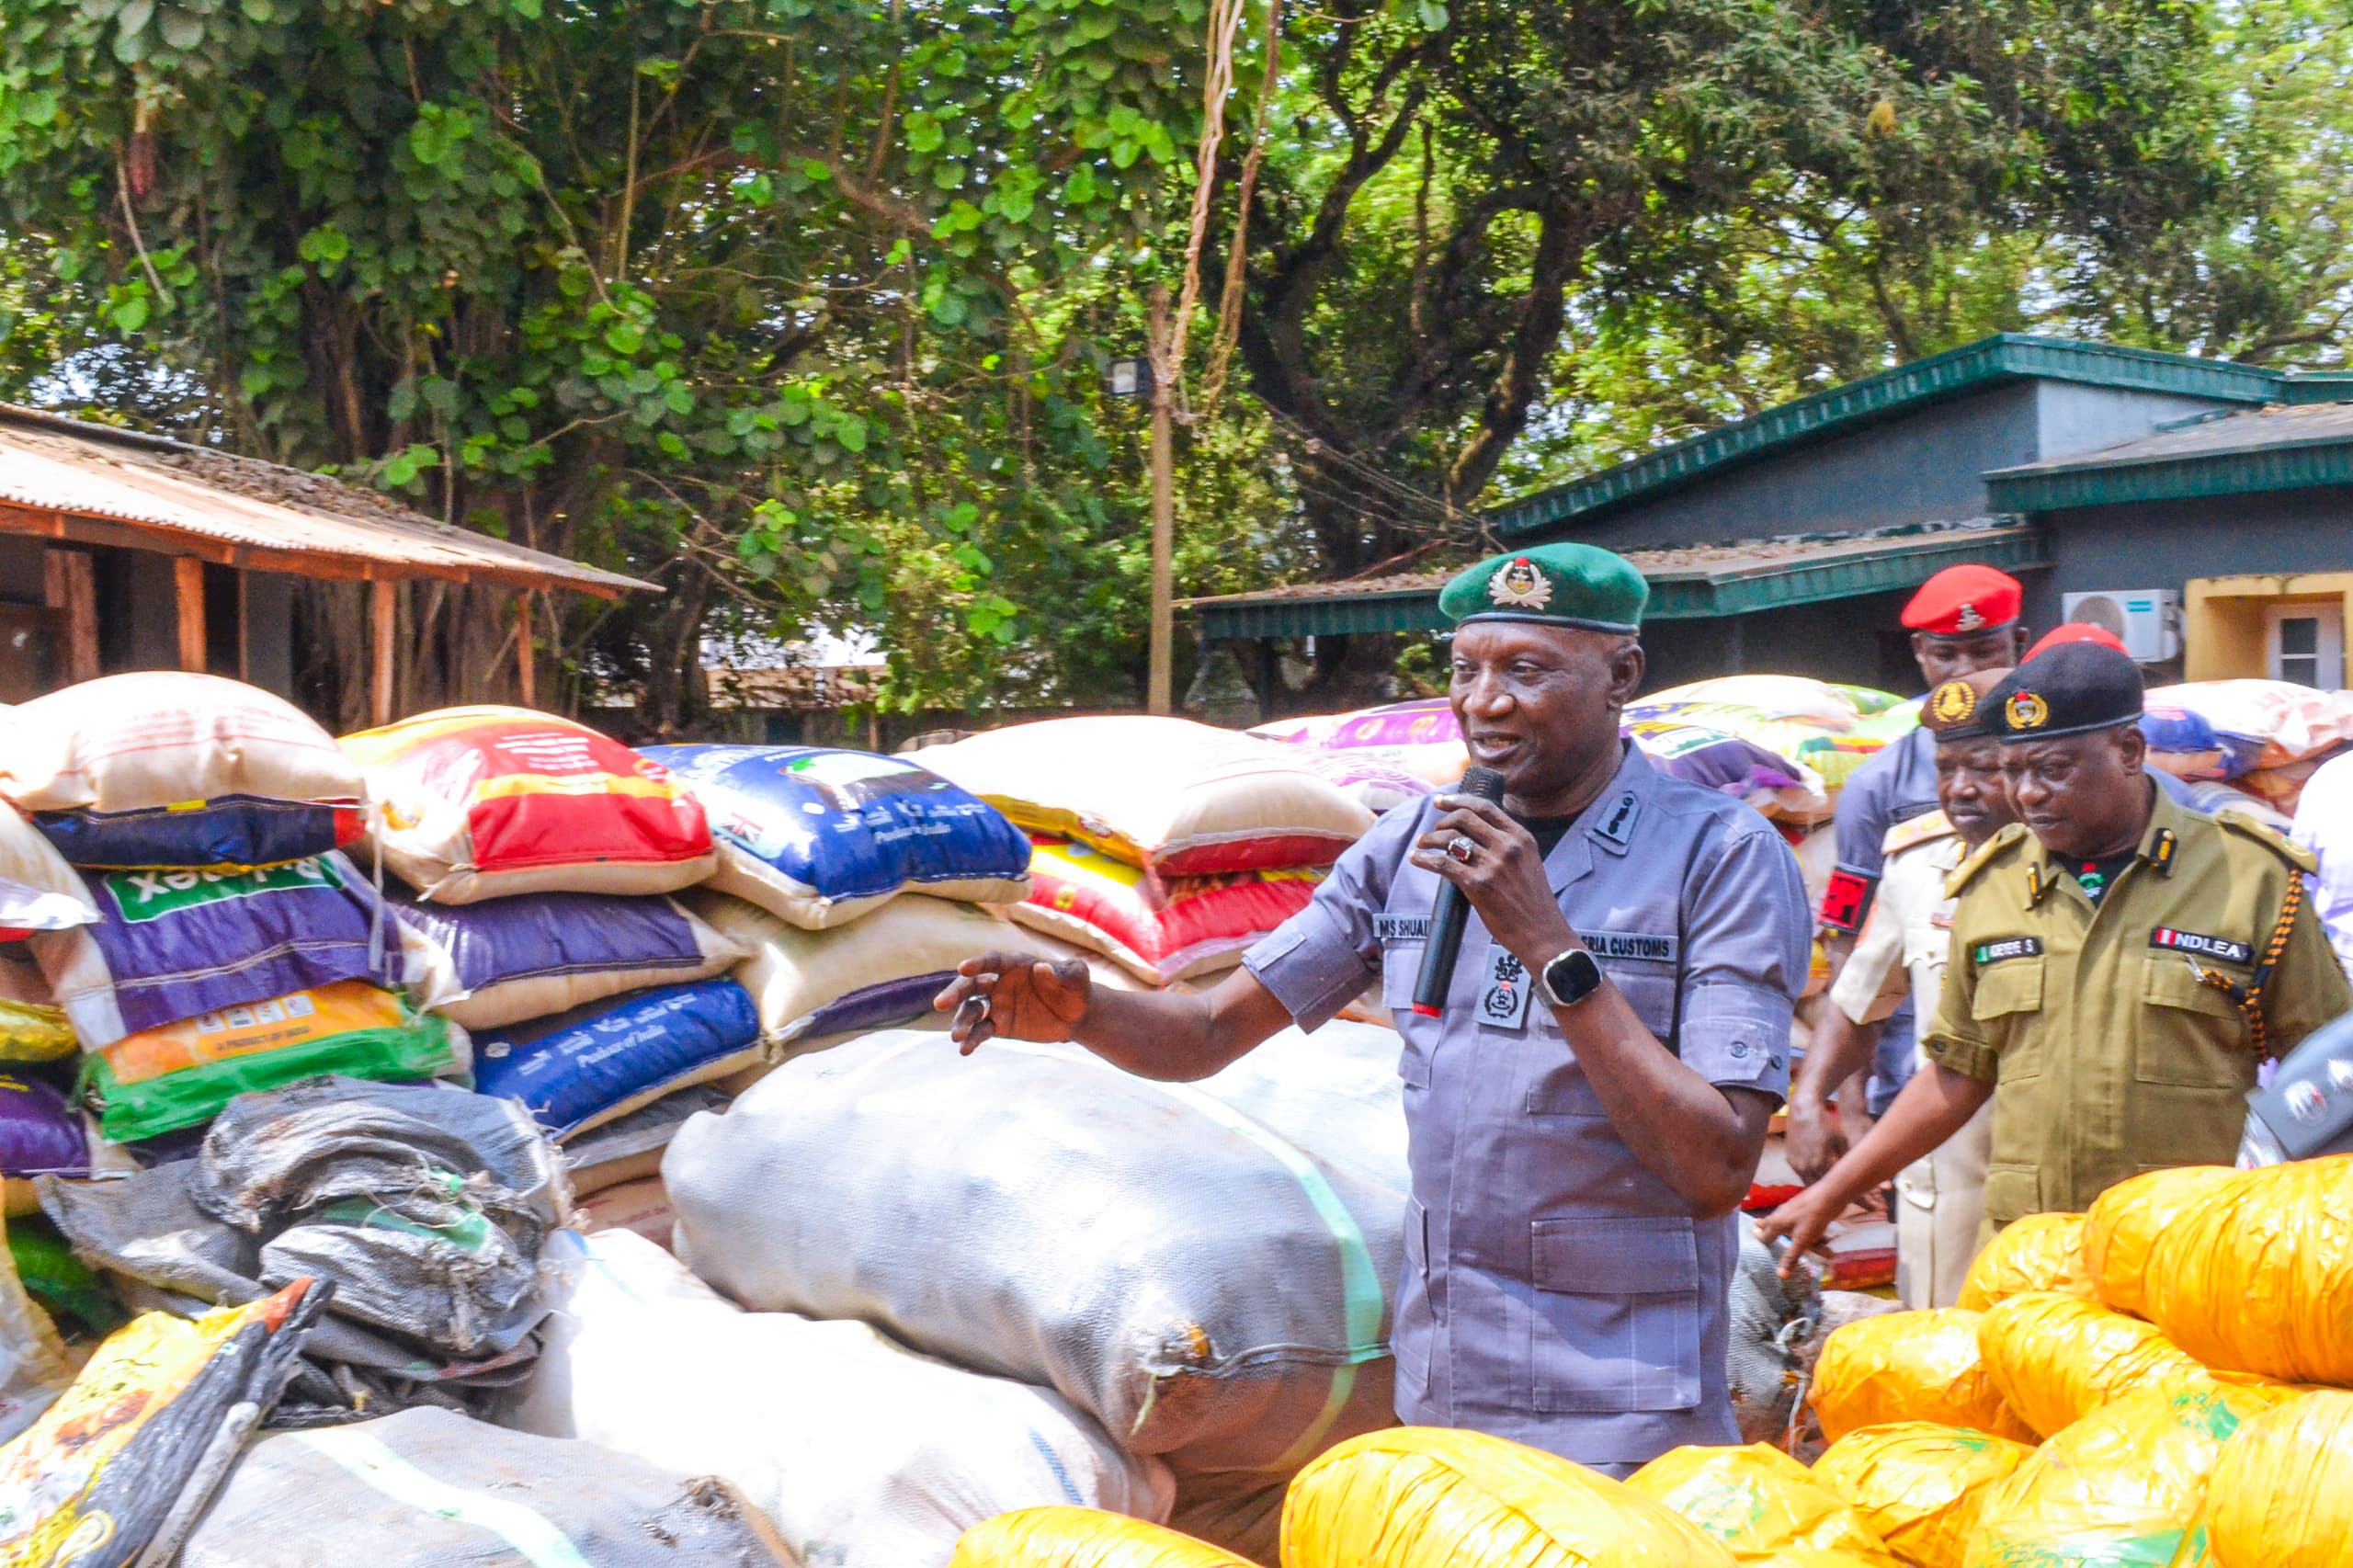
[1973,936,2042,967]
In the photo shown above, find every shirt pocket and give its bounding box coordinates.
[2137,954,2252,1087]
[1972,957,2046,1081]
[1525,1215,1701,1414]
[1522,1014,1603,1116]
[1602,966,1678,1044]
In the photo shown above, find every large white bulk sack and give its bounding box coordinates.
[507,1229,1172,1567]
[0,673,364,869]
[664,1028,1401,1475]
[1187,1021,1408,1199]
[910,717,1374,875]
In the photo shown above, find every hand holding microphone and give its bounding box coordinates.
[1411,766,1506,1017]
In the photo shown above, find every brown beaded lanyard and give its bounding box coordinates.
[2188,875,2306,1058]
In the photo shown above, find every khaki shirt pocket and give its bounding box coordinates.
[1972,957,2045,1081]
[2137,955,2254,1089]
[1980,1165,2045,1231]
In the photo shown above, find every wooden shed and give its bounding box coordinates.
[0,403,648,722]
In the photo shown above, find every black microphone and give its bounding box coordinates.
[1412,765,1507,1018]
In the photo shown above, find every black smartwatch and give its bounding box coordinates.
[1537,947,1604,1008]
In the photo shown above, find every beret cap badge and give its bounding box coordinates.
[1487,556,1554,610]
[2005,690,2050,731]
[1930,680,1979,725]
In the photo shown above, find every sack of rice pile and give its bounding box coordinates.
[1,672,363,869]
[340,706,714,902]
[472,977,765,1138]
[644,742,1032,926]
[1012,835,1322,984]
[664,1028,1399,1475]
[910,717,1373,876]
[398,887,747,1029]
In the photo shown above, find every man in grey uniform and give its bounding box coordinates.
[935,541,1811,1475]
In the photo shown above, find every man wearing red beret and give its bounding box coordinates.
[1788,565,2029,1180]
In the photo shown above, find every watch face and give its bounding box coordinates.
[1544,948,1602,1006]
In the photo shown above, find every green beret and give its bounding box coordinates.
[1438,544,1648,632]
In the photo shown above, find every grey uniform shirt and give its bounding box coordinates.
[1242,742,1809,1473]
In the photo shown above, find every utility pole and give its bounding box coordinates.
[1146,284,1176,716]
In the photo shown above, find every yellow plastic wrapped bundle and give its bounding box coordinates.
[950,1507,1255,1568]
[1625,1443,1901,1565]
[1976,1292,2208,1438]
[1279,1426,1737,1568]
[1813,1424,2033,1568]
[1955,1211,2093,1312]
[1959,1384,2293,1568]
[2140,1155,2353,1387]
[2194,1390,2353,1568]
[1810,1311,2035,1445]
[2082,1167,2245,1320]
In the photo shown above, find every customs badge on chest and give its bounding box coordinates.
[1479,945,1533,1030]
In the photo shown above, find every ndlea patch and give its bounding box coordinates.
[2151,927,2252,965]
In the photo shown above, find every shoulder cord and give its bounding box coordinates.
[2190,873,2305,1058]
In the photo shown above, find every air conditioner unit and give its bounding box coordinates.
[2063,589,2182,663]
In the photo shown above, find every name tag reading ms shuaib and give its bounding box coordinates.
[1479,945,1532,1030]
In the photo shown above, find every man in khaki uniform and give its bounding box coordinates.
[1762,642,2353,1263]
[1827,668,2015,1304]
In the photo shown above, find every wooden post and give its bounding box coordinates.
[370,578,397,727]
[42,549,99,685]
[1146,285,1176,716]
[236,571,251,682]
[174,556,207,672]
[515,590,537,708]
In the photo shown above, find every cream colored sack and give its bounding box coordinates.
[691,890,1100,1047]
[0,673,359,817]
[911,717,1373,875]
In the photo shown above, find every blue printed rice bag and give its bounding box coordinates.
[395,890,746,1032]
[642,744,1031,929]
[27,853,422,1049]
[472,977,765,1137]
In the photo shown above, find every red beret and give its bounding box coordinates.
[1901,564,2022,637]
[2026,622,2127,659]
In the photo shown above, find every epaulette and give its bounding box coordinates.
[2214,807,2318,873]
[1943,822,2029,898]
[1882,808,1955,858]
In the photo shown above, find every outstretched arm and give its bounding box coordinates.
[1755,1062,1993,1275]
[934,954,1295,1081]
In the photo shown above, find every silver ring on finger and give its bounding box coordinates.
[1446,834,1477,865]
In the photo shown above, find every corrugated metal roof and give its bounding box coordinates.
[0,404,649,597]
[1487,335,2337,540]
[1185,519,2048,640]
[1984,401,2353,511]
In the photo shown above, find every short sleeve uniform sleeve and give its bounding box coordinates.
[1242,800,1421,1031]
[1921,940,2000,1083]
[1676,816,1810,1102]
[1830,889,1910,1028]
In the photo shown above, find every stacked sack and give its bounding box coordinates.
[347,717,1057,1217]
[2141,678,2353,817]
[2,674,460,1151]
[913,717,1374,994]
[1787,1157,2353,1567]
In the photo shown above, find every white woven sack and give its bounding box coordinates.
[506,1229,1173,1568]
